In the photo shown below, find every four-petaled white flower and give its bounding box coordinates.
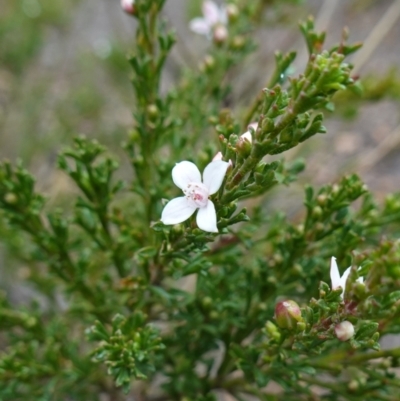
[161,160,229,232]
[330,256,364,299]
[189,1,228,40]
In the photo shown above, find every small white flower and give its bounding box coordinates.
[189,1,227,39]
[121,0,136,15]
[161,160,229,232]
[330,257,364,299]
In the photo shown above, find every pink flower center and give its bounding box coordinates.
[183,182,209,208]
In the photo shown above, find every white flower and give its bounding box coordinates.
[121,0,136,15]
[330,257,364,299]
[161,160,229,232]
[189,1,227,39]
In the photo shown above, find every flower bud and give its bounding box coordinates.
[231,35,245,50]
[202,296,213,308]
[213,24,228,44]
[312,206,323,218]
[226,4,239,22]
[147,104,158,120]
[348,380,359,391]
[121,0,136,16]
[171,224,184,235]
[353,280,367,299]
[295,224,304,235]
[335,320,355,341]
[379,358,391,369]
[236,133,252,158]
[265,321,281,341]
[331,184,340,196]
[274,300,303,330]
[317,194,327,206]
[297,321,306,331]
[292,263,303,276]
[203,55,216,72]
[273,253,283,265]
[4,192,17,204]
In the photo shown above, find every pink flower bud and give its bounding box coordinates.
[213,24,228,44]
[335,321,355,341]
[121,0,136,16]
[274,300,303,330]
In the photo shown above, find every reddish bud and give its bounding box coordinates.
[121,0,136,16]
[213,24,228,44]
[275,300,303,330]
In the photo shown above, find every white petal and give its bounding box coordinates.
[356,266,364,284]
[330,257,340,289]
[161,197,197,225]
[202,1,220,25]
[240,131,252,143]
[202,160,229,195]
[247,122,258,135]
[172,161,201,190]
[340,266,352,297]
[196,200,218,232]
[212,151,223,161]
[219,5,228,25]
[189,18,211,35]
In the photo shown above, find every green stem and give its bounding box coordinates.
[347,347,400,363]
[299,376,357,399]
[311,347,400,368]
[86,165,126,278]
[243,90,265,131]
[224,143,264,192]
[20,216,108,318]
